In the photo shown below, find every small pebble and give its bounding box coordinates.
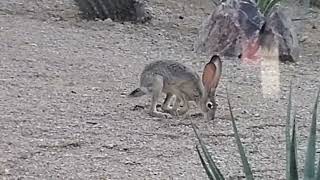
[30,43,38,47]
[105,18,113,23]
[300,36,308,42]
[104,144,116,149]
[241,110,248,114]
[131,105,144,111]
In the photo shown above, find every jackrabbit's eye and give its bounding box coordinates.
[206,102,214,109]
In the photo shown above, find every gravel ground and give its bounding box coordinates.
[0,0,320,179]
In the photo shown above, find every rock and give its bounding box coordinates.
[131,105,144,111]
[103,144,117,149]
[264,6,300,62]
[299,35,308,43]
[312,24,317,29]
[105,18,113,23]
[194,0,300,62]
[241,110,248,114]
[254,113,260,117]
[194,0,264,57]
[194,2,240,57]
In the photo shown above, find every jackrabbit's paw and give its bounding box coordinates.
[177,109,188,116]
[163,109,179,116]
[149,111,173,119]
[181,113,191,119]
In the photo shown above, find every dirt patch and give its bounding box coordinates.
[0,0,319,179]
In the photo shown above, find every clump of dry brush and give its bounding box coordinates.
[74,0,151,23]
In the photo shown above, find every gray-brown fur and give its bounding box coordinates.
[140,60,203,100]
[129,56,222,120]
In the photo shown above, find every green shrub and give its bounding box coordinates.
[257,0,283,16]
[193,85,320,179]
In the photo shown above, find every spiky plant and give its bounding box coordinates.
[256,0,283,16]
[293,87,320,180]
[193,85,320,179]
[209,0,283,16]
[192,89,254,180]
[286,85,320,180]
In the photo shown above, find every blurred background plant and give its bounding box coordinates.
[257,0,283,16]
[73,0,151,23]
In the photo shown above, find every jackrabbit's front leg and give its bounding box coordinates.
[162,93,175,111]
[176,95,190,118]
[149,75,172,118]
[163,93,181,116]
[178,101,189,115]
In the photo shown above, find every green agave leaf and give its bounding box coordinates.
[226,91,254,180]
[192,124,225,180]
[264,0,282,16]
[257,0,264,11]
[261,0,271,15]
[313,87,320,180]
[196,145,215,180]
[316,155,320,180]
[260,0,270,14]
[304,88,320,179]
[289,112,299,180]
[286,82,293,180]
[210,0,220,6]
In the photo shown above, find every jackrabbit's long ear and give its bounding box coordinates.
[202,55,222,92]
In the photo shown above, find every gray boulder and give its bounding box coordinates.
[264,6,300,62]
[194,0,300,62]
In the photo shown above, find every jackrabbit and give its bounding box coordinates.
[128,55,222,120]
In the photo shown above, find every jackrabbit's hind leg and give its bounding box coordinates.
[149,75,172,118]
